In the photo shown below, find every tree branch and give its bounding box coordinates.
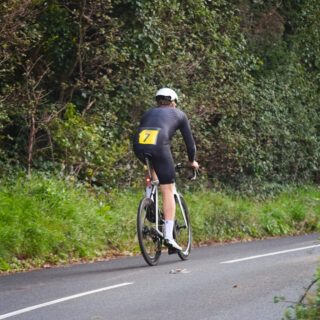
[253,2,282,35]
[299,277,320,303]
[81,98,96,118]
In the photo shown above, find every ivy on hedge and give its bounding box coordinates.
[0,0,319,190]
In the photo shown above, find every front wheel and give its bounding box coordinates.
[137,197,162,266]
[174,195,192,260]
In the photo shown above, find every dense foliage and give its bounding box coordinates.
[0,0,319,190]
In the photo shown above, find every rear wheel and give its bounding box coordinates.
[174,195,192,260]
[137,197,162,266]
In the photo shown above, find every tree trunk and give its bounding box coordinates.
[27,107,37,176]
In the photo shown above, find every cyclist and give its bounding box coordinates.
[133,88,199,251]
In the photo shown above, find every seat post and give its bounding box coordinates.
[145,157,152,181]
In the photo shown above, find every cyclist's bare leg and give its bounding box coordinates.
[160,183,175,221]
[151,169,178,242]
[151,170,181,249]
[160,183,182,250]
[150,169,175,220]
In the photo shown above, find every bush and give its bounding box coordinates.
[0,0,319,190]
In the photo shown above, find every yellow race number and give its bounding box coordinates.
[139,129,160,145]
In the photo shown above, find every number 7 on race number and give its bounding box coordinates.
[139,129,160,145]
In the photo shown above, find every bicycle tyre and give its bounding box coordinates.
[174,194,192,260]
[137,197,162,266]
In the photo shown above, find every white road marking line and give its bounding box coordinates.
[0,282,133,320]
[221,244,320,264]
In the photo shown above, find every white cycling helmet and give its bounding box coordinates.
[155,88,178,103]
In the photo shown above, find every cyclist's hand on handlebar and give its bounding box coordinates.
[176,162,198,180]
[188,160,199,170]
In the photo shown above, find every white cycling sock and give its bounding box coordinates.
[164,220,174,240]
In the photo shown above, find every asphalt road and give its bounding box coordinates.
[1,233,320,320]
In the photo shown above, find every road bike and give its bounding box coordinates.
[137,155,197,266]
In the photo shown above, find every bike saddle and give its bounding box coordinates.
[142,153,153,160]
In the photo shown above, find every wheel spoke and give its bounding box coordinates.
[137,198,162,266]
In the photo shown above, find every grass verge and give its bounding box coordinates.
[0,173,319,272]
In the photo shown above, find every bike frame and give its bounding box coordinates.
[145,157,189,239]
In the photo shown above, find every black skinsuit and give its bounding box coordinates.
[133,106,196,184]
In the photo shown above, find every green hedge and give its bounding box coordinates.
[0,0,319,190]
